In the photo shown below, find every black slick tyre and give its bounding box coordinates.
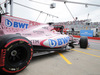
[80,36,88,48]
[0,34,33,74]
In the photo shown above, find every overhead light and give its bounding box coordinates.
[50,3,56,9]
[29,0,56,9]
[85,4,88,8]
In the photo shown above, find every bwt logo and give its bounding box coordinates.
[49,37,69,48]
[5,19,29,29]
[49,39,57,48]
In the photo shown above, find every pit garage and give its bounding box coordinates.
[12,39,100,75]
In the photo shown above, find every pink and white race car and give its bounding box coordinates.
[0,14,88,74]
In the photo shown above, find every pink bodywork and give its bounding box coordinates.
[0,15,70,48]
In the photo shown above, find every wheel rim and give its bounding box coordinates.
[8,46,27,66]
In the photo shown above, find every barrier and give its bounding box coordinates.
[73,35,100,40]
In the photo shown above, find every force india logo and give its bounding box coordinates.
[5,19,29,29]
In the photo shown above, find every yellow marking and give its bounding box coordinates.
[71,49,100,58]
[58,53,72,64]
[87,48,100,51]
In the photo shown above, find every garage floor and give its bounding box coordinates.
[1,39,100,75]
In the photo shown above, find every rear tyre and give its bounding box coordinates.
[0,34,33,74]
[80,36,88,48]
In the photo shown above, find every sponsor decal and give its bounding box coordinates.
[29,21,39,26]
[42,27,48,29]
[9,68,19,71]
[5,19,29,29]
[31,40,39,44]
[2,66,26,73]
[0,49,6,67]
[33,31,44,33]
[22,34,31,35]
[48,37,69,48]
[27,48,33,65]
[80,30,93,37]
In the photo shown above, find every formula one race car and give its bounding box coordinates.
[0,14,88,74]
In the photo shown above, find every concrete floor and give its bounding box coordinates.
[1,39,100,75]
[16,39,100,75]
